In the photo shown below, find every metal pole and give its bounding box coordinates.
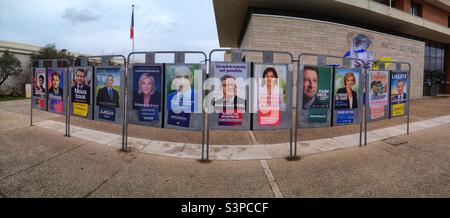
[206,128,210,160]
[293,58,300,159]
[407,64,411,135]
[30,65,33,126]
[364,68,368,146]
[359,68,363,147]
[65,63,71,137]
[122,61,128,151]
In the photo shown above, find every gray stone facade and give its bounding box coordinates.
[239,14,425,101]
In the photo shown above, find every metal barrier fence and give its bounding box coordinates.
[29,50,412,161]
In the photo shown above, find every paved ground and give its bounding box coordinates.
[0,98,449,197]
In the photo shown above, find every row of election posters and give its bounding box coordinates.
[367,70,409,120]
[32,67,66,113]
[32,63,408,130]
[297,66,409,128]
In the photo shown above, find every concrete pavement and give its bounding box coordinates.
[0,98,449,197]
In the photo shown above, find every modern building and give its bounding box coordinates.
[213,0,450,99]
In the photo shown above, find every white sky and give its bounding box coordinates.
[0,0,221,57]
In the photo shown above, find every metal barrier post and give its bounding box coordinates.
[295,53,366,157]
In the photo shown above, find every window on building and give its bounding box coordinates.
[373,0,396,7]
[423,41,446,96]
[411,2,422,17]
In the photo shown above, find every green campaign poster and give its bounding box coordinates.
[302,66,331,123]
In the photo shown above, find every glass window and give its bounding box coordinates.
[436,58,443,71]
[425,46,430,56]
[436,48,443,57]
[424,55,430,71]
[430,47,437,57]
[430,58,436,71]
[411,2,422,17]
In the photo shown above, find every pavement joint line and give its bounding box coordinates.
[374,139,450,178]
[83,151,140,198]
[33,115,450,160]
[0,142,88,183]
[248,131,259,144]
[83,169,121,198]
[260,160,283,198]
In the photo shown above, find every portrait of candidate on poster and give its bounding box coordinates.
[333,68,363,125]
[390,71,408,118]
[95,67,122,122]
[207,62,249,130]
[47,68,66,114]
[127,65,163,127]
[367,70,390,121]
[32,68,47,111]
[297,65,332,128]
[70,66,93,118]
[252,63,292,130]
[164,64,204,130]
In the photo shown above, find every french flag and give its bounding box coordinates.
[130,6,134,39]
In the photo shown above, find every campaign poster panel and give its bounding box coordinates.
[129,65,163,126]
[390,71,408,117]
[47,68,65,114]
[253,63,292,129]
[70,66,93,118]
[32,68,47,110]
[334,68,362,125]
[208,62,249,130]
[95,67,121,122]
[297,65,332,128]
[367,70,390,121]
[164,64,204,130]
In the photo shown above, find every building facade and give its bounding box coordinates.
[0,40,41,96]
[213,0,450,99]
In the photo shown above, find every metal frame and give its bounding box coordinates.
[123,51,208,157]
[293,53,366,159]
[66,55,126,145]
[364,60,411,145]
[30,59,70,136]
[67,57,94,125]
[206,49,295,161]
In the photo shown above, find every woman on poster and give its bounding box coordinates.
[336,72,358,109]
[258,67,284,126]
[133,73,161,109]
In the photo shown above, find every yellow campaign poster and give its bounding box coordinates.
[392,103,404,117]
[372,57,392,70]
[73,102,88,117]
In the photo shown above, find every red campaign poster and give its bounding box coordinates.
[218,109,243,126]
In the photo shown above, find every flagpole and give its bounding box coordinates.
[132,4,135,62]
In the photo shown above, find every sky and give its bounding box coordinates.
[0,0,221,57]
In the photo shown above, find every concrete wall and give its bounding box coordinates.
[240,14,425,102]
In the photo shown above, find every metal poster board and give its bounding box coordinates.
[69,66,94,119]
[390,71,409,118]
[366,70,390,121]
[94,66,126,124]
[207,62,250,130]
[127,64,164,127]
[252,63,292,130]
[32,67,48,111]
[47,67,68,115]
[164,63,205,131]
[333,68,364,125]
[297,65,333,128]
